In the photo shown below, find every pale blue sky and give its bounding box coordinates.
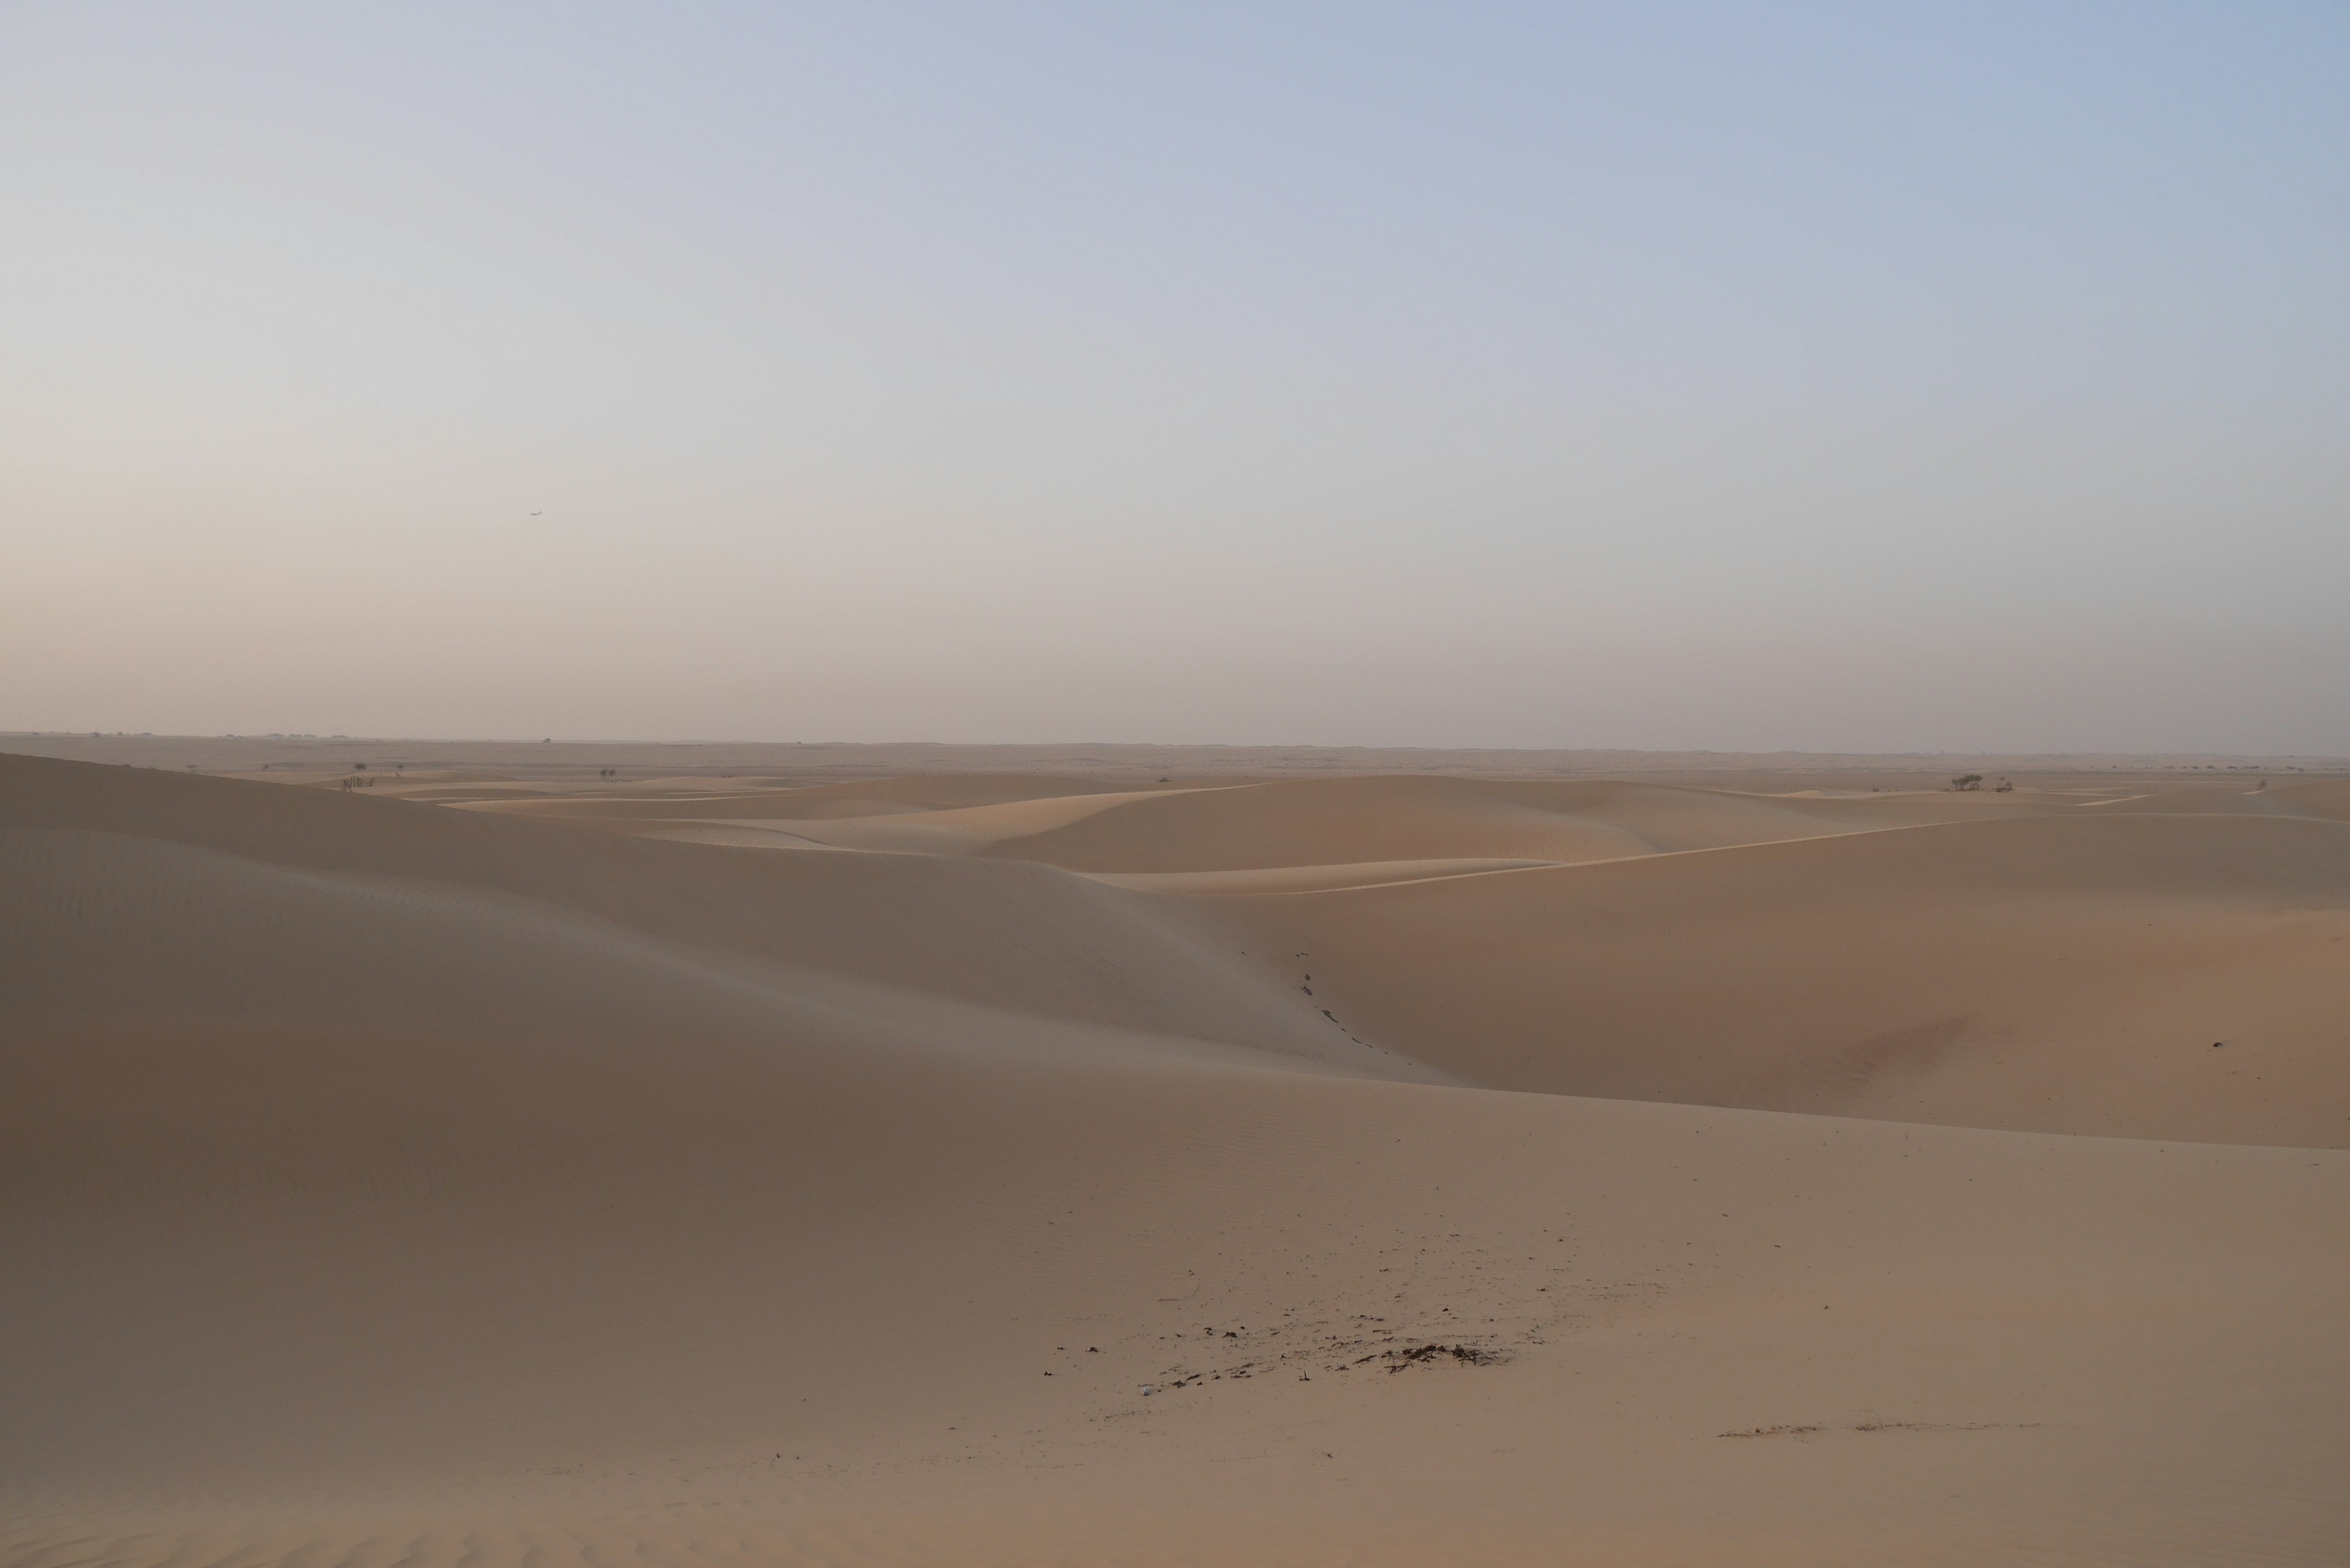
[6,4,2346,750]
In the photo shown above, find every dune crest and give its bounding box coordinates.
[4,752,2346,1566]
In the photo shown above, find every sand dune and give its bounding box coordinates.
[986,775,2004,872]
[471,772,1176,823]
[4,752,2346,1566]
[1233,810,2350,1146]
[2272,778,2350,822]
[477,772,2021,872]
[0,758,1368,1060]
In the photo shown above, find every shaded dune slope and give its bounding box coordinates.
[0,755,1379,1069]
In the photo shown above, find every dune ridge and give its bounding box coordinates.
[4,752,2346,1566]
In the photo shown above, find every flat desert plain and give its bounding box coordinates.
[5,742,2348,1566]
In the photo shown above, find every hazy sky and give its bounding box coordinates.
[6,4,2346,751]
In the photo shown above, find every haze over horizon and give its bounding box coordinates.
[7,3,2347,752]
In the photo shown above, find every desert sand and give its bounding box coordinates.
[5,745,2347,1566]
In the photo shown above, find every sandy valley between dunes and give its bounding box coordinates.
[4,745,2347,1566]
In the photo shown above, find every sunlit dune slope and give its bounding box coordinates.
[983,775,2008,873]
[476,771,2031,875]
[2269,777,2350,821]
[1233,811,2350,1146]
[466,772,1173,821]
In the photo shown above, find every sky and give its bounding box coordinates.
[5,2,2346,752]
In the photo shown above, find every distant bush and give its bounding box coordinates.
[1951,773,1984,791]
